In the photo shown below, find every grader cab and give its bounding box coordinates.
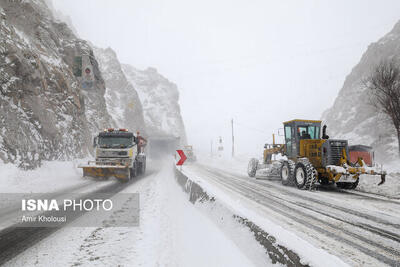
[248,119,386,190]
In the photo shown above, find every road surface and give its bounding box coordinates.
[182,162,400,267]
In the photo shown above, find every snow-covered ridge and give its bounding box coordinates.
[122,64,187,144]
[93,47,146,134]
[321,20,400,161]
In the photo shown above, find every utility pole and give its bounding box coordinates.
[231,118,235,157]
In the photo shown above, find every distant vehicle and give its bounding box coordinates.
[349,145,374,167]
[78,128,147,182]
[247,119,386,190]
[183,145,197,162]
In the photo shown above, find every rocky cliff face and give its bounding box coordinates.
[0,0,187,168]
[322,21,400,161]
[0,0,112,168]
[43,0,79,36]
[122,64,187,144]
[93,47,146,135]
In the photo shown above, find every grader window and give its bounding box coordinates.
[285,126,292,140]
[297,126,320,139]
[285,126,293,156]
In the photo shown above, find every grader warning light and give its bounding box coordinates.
[248,119,386,190]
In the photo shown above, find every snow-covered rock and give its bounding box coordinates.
[122,64,187,144]
[322,21,400,162]
[43,0,79,36]
[0,0,113,168]
[93,47,146,135]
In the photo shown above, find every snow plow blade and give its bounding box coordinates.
[78,162,129,180]
[326,163,386,186]
[378,174,386,186]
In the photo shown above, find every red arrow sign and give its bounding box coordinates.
[176,150,187,166]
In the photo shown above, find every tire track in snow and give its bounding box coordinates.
[190,165,400,266]
[200,164,400,228]
[0,172,153,266]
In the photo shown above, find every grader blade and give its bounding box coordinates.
[326,163,387,186]
[378,174,386,186]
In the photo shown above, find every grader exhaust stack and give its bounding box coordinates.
[248,119,386,190]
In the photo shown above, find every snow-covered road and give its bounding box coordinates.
[181,160,400,267]
[2,157,398,266]
[1,161,265,267]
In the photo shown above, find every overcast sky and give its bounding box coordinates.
[53,0,400,156]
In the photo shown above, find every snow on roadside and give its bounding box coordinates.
[357,172,400,199]
[351,158,399,198]
[0,160,92,193]
[197,153,250,176]
[4,161,260,267]
[187,189,277,267]
[110,161,259,267]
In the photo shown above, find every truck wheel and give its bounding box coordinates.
[136,162,142,175]
[120,169,131,183]
[281,160,295,186]
[142,161,146,174]
[247,158,258,177]
[130,165,137,178]
[294,160,317,190]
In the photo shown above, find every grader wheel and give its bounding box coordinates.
[294,159,317,190]
[280,160,295,186]
[247,158,258,177]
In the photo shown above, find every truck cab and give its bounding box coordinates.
[79,128,146,181]
[95,129,137,165]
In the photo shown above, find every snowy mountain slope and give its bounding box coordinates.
[122,64,187,144]
[43,0,79,36]
[322,21,400,161]
[0,0,113,168]
[93,47,146,134]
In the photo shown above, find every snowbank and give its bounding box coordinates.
[0,159,89,193]
[357,172,400,198]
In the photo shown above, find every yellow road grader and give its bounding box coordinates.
[248,119,386,190]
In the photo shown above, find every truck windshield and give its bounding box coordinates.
[98,137,133,148]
